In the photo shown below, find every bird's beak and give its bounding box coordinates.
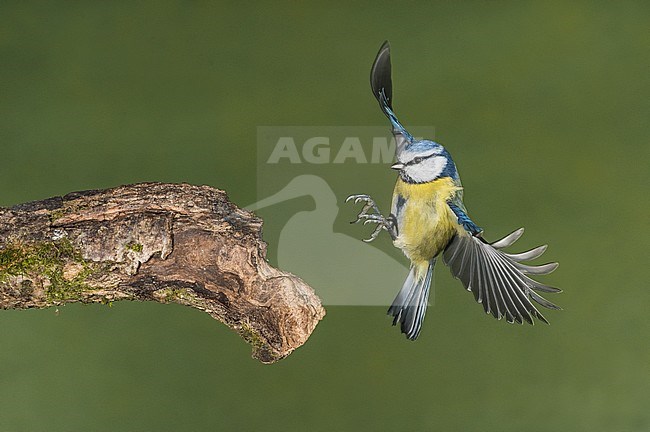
[391,162,404,170]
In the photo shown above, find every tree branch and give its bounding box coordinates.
[0,183,325,364]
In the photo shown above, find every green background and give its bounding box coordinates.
[1,2,649,431]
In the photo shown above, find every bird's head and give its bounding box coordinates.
[391,140,457,184]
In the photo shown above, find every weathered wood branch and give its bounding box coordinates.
[0,183,325,363]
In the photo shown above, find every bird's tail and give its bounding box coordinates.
[387,259,435,340]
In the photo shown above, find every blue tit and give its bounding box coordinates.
[347,41,561,340]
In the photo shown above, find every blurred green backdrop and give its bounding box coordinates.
[1,2,649,431]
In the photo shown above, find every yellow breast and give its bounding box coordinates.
[393,177,463,263]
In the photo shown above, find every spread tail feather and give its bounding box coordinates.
[387,259,435,340]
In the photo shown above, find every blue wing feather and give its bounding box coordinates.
[370,41,414,149]
[378,92,414,145]
[447,201,482,235]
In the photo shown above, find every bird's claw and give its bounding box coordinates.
[347,195,379,222]
[346,194,383,222]
[362,214,385,224]
[346,193,391,242]
[362,223,385,243]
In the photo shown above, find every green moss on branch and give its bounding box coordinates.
[0,239,97,303]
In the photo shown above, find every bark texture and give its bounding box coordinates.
[0,183,325,363]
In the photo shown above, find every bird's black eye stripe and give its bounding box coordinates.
[405,153,436,166]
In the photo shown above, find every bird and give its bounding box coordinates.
[347,41,561,340]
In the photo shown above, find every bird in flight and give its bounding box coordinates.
[347,41,561,340]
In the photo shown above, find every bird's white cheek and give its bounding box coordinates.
[424,157,447,178]
[407,157,447,183]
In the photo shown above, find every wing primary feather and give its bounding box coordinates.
[477,242,492,314]
[484,243,520,324]
[481,245,502,319]
[369,40,414,150]
[490,228,525,249]
[491,250,550,323]
[445,235,465,269]
[503,257,561,312]
[528,281,563,293]
[470,240,485,303]
[504,245,548,262]
[514,261,559,275]
[443,230,560,325]
[466,238,478,294]
[483,242,518,321]
[529,290,562,310]
[486,245,535,324]
[486,250,508,320]
[370,41,392,109]
[475,248,485,304]
[455,235,472,288]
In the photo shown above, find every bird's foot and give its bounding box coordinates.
[346,194,383,221]
[346,194,394,242]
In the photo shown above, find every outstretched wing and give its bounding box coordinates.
[443,227,561,324]
[370,40,413,154]
[370,40,393,111]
